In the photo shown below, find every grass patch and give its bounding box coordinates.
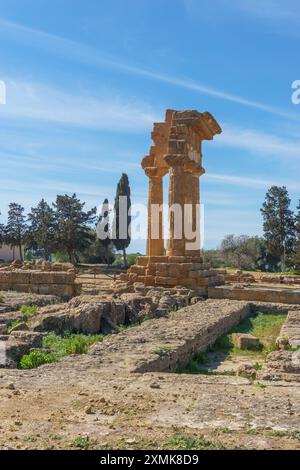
[19,331,104,369]
[42,331,104,359]
[167,433,227,450]
[5,319,23,334]
[153,345,173,356]
[71,436,94,450]
[212,312,286,357]
[267,430,300,441]
[255,382,267,389]
[0,296,4,303]
[19,350,56,369]
[178,312,286,374]
[20,304,38,321]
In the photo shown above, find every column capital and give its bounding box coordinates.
[144,166,168,178]
[184,160,205,177]
[141,154,154,169]
[164,154,190,168]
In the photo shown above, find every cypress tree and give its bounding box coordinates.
[112,174,131,267]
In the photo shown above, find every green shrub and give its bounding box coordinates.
[65,335,91,355]
[43,332,103,359]
[6,320,22,334]
[71,436,92,450]
[19,350,55,369]
[20,304,38,321]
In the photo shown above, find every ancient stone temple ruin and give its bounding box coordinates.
[122,109,224,295]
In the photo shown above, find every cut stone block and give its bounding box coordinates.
[232,333,261,350]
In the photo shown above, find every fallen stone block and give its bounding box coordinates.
[4,331,44,366]
[232,333,261,350]
[237,364,257,380]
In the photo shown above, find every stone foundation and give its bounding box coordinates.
[89,299,252,373]
[0,269,76,299]
[121,255,224,294]
[208,285,300,305]
[276,310,300,350]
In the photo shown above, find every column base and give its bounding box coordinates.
[120,255,224,294]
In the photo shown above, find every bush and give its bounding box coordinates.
[20,304,38,321]
[43,332,103,358]
[6,320,22,334]
[65,335,91,355]
[54,251,70,263]
[19,350,55,369]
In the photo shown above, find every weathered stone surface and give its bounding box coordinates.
[122,109,224,293]
[208,285,300,304]
[2,331,44,367]
[1,298,300,449]
[0,264,77,299]
[232,333,261,350]
[120,293,153,321]
[259,351,300,382]
[237,363,257,380]
[276,310,300,349]
[90,299,251,373]
[0,291,59,313]
[30,296,127,334]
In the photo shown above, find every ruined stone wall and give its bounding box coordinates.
[217,269,300,287]
[0,267,76,299]
[89,299,252,373]
[208,285,300,305]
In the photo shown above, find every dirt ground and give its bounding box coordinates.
[1,345,300,450]
[0,297,300,450]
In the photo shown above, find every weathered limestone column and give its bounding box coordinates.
[164,156,186,257]
[182,158,205,257]
[144,167,165,257]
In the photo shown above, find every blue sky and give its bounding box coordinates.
[0,0,300,253]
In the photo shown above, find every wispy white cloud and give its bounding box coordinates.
[0,177,109,198]
[215,123,300,160]
[0,78,158,132]
[206,172,300,191]
[0,149,141,174]
[0,17,299,121]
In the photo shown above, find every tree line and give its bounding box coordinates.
[204,186,300,273]
[0,173,131,266]
[1,181,299,272]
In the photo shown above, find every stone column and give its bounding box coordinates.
[182,158,205,257]
[165,156,186,257]
[144,167,165,257]
[185,171,201,257]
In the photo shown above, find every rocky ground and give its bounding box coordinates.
[0,296,299,450]
[0,291,59,313]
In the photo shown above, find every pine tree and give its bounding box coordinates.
[27,199,56,260]
[96,198,113,265]
[5,203,27,261]
[112,174,131,267]
[261,186,295,272]
[53,194,96,264]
